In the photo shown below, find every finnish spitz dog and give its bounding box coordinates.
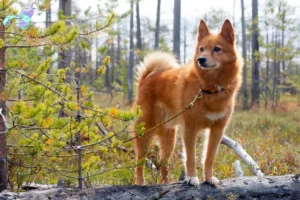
[134,19,242,187]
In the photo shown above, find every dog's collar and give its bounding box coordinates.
[200,85,225,94]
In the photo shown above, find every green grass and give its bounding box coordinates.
[216,109,300,178]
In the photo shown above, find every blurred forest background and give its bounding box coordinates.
[0,0,299,192]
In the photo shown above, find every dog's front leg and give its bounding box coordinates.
[203,125,225,185]
[183,129,200,187]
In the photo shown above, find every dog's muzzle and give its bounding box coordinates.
[198,57,208,67]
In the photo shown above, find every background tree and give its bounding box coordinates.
[260,0,296,108]
[58,0,72,70]
[173,0,181,60]
[136,0,142,51]
[128,0,134,104]
[154,0,161,49]
[241,0,248,110]
[251,0,260,106]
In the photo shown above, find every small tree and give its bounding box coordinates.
[1,0,136,191]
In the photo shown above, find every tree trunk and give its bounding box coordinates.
[110,38,115,85]
[154,0,161,49]
[46,5,52,76]
[276,41,281,106]
[281,6,286,72]
[95,38,99,75]
[1,175,299,199]
[173,0,181,61]
[251,0,260,106]
[128,0,134,104]
[116,26,121,69]
[105,62,110,90]
[0,23,7,192]
[136,0,142,51]
[45,5,51,28]
[265,24,269,108]
[241,0,248,110]
[58,0,72,69]
[183,21,187,64]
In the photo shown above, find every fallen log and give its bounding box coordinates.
[0,175,299,200]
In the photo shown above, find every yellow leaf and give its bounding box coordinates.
[0,91,8,101]
[46,138,52,145]
[0,39,4,48]
[97,65,106,74]
[109,107,119,116]
[81,85,87,95]
[45,118,52,128]
[102,56,110,65]
[29,73,35,79]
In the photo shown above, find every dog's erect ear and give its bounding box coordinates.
[220,19,235,44]
[198,20,210,41]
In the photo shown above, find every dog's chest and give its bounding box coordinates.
[204,110,227,121]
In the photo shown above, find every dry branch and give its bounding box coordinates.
[221,135,264,176]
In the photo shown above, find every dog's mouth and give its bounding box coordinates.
[198,63,219,70]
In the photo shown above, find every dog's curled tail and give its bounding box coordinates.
[136,51,180,82]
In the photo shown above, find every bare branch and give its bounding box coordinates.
[78,13,115,36]
[221,135,264,176]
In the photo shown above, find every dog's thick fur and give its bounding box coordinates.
[134,19,242,186]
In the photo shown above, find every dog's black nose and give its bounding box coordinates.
[198,57,207,65]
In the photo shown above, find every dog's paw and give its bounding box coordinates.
[184,176,200,187]
[205,176,219,186]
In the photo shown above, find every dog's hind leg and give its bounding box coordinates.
[157,127,176,184]
[134,118,155,185]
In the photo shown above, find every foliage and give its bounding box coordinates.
[0,0,137,192]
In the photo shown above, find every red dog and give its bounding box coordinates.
[134,19,242,186]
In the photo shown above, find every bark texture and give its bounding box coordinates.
[136,0,142,51]
[251,0,260,106]
[154,0,161,49]
[58,0,72,69]
[241,0,248,110]
[173,0,181,60]
[0,23,7,192]
[0,175,299,200]
[127,0,134,104]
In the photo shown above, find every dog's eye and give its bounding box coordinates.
[200,47,204,52]
[213,47,221,52]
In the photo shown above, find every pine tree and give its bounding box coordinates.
[0,0,134,191]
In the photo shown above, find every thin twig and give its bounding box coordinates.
[78,13,115,36]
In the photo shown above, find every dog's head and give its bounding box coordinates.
[194,19,237,71]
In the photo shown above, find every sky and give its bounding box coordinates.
[29,0,300,23]
[26,0,300,62]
